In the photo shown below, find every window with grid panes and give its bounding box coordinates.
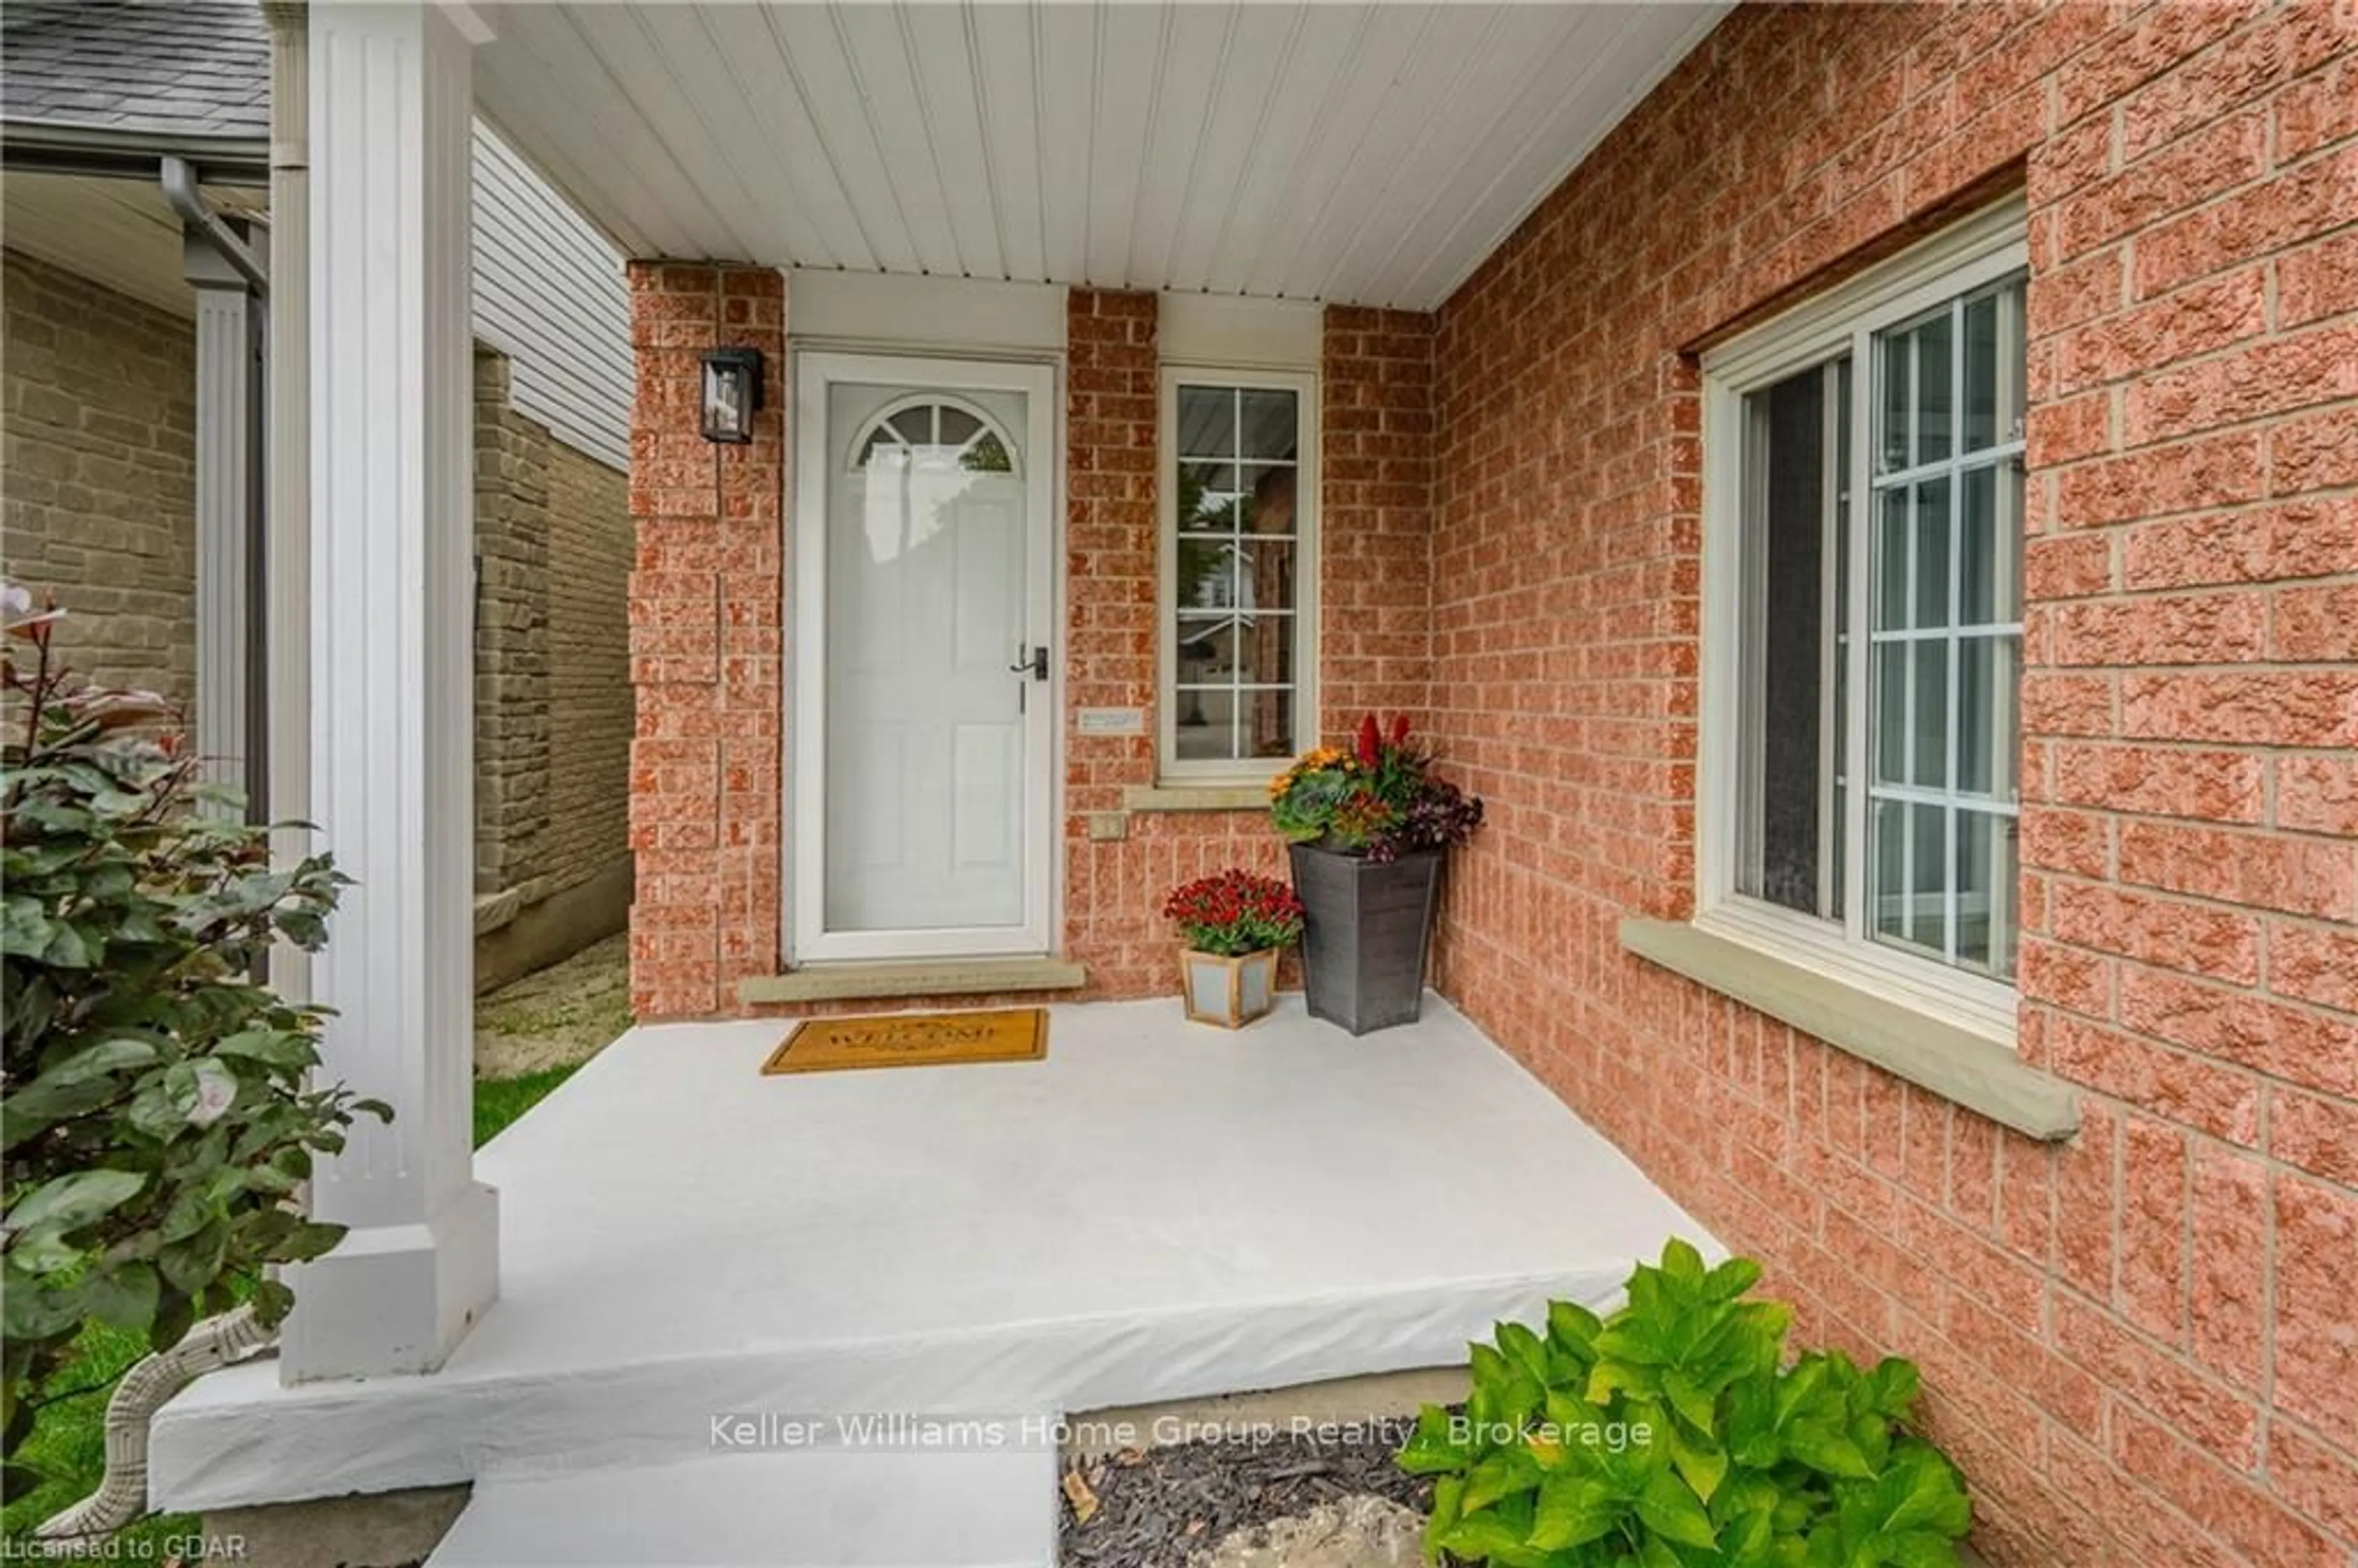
[1713,236,2027,1014]
[1162,375,1313,773]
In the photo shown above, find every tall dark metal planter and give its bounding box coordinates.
[1288,843,1444,1034]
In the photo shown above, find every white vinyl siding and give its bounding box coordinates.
[470,122,632,470]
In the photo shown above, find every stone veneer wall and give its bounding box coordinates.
[0,249,198,709]
[0,252,629,985]
[1425,6,2357,1564]
[472,348,636,988]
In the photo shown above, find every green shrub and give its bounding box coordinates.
[1397,1240,1971,1567]
[1,586,383,1487]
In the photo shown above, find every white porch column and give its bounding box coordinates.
[279,0,498,1383]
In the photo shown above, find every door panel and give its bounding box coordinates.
[797,363,1053,958]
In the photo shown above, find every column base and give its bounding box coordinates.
[278,1181,500,1383]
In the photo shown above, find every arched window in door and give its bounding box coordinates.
[848,397,1017,476]
[843,396,1020,564]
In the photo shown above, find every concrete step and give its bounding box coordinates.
[426,1443,1057,1568]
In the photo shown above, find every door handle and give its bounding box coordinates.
[1008,645,1049,681]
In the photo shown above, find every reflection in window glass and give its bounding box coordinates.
[1732,270,2024,987]
[1169,383,1304,765]
[1865,275,2024,979]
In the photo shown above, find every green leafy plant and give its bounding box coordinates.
[1,584,384,1488]
[1397,1240,1971,1567]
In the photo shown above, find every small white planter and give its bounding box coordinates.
[1178,946,1283,1029]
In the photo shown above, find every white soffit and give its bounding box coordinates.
[1,173,267,317]
[473,1,1729,312]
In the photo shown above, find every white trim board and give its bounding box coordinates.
[785,270,1068,357]
[1159,293,1323,370]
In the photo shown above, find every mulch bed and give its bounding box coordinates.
[1059,1419,1436,1567]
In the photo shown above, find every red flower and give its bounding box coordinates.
[1356,712,1381,768]
[1388,713,1411,747]
[1161,868,1305,955]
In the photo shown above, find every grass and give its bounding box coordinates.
[2,1063,582,1551]
[473,1062,581,1147]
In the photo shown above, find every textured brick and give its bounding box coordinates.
[1419,11,2358,1564]
[2187,1140,2267,1391]
[2277,755,2358,837]
[2269,582,2358,664]
[470,350,633,926]
[2117,964,2358,1098]
[2117,1114,2192,1341]
[2051,591,2267,666]
[2051,742,2265,823]
[2119,670,2358,748]
[2047,1012,2260,1144]
[626,262,785,1018]
[2119,497,2358,589]
[2269,923,2358,1014]
[2051,881,2261,984]
[2273,1174,2358,1455]
[2054,1289,2259,1468]
[2270,1085,2358,1189]
[0,249,196,711]
[2117,820,2358,921]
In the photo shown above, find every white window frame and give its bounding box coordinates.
[1156,365,1320,782]
[1697,200,2028,1046]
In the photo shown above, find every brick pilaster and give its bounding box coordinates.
[625,262,785,1019]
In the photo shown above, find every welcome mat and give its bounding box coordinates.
[760,1008,1049,1076]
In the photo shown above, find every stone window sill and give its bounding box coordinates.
[1617,918,2079,1142]
[737,957,1088,1005]
[1122,784,1271,813]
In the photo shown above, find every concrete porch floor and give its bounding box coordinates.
[151,993,1713,1515]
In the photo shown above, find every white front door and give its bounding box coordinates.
[792,354,1057,962]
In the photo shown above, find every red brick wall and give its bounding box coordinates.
[1322,306,1438,729]
[1058,289,1291,996]
[624,263,784,1019]
[1428,5,2357,1564]
[626,284,1442,1013]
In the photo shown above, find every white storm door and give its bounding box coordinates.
[792,354,1057,962]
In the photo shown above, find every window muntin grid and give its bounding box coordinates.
[1170,383,1302,765]
[1864,275,2025,980]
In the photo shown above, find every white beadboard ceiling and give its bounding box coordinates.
[473,1,1729,311]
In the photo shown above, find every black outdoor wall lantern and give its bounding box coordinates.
[699,346,764,444]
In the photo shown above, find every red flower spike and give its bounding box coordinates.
[1388,713,1411,748]
[1356,712,1380,768]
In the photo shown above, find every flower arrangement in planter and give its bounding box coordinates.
[1161,869,1305,1029]
[1269,713,1482,1034]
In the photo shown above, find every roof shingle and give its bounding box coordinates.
[1,1,268,141]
